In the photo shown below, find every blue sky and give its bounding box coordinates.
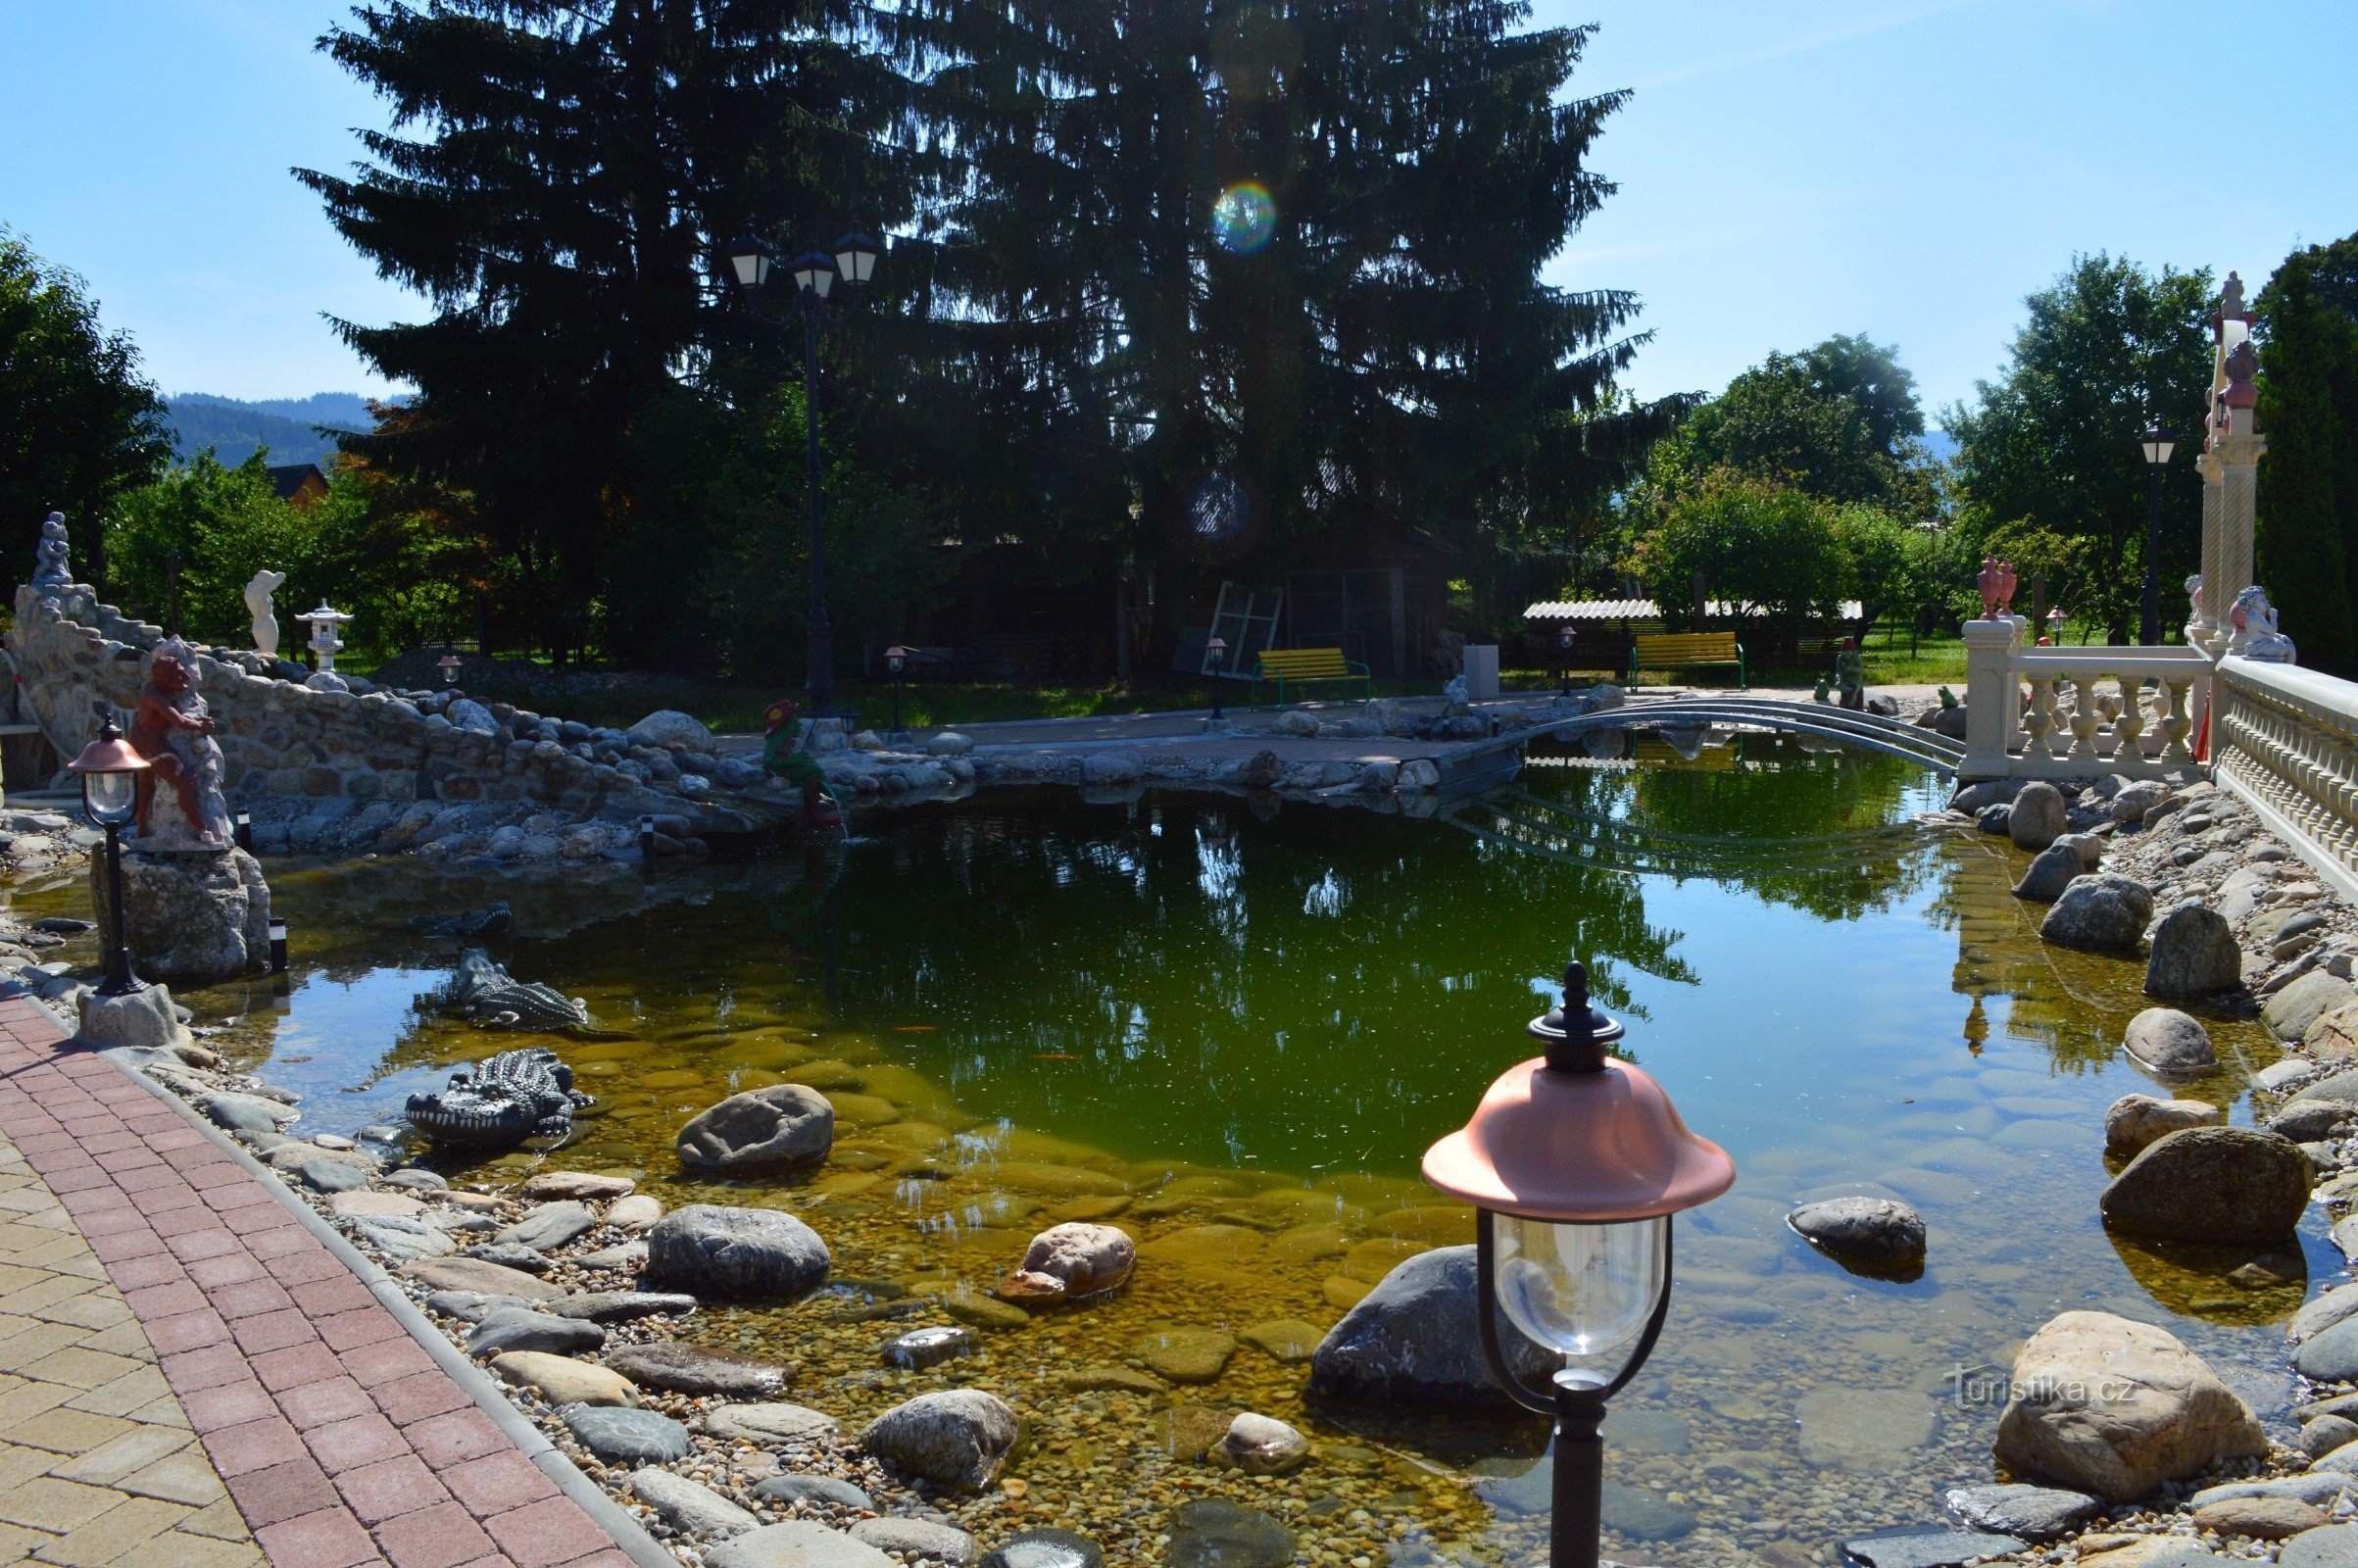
[2,0,2351,415]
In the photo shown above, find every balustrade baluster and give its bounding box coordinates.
[2022,678,2055,760]
[2069,673,2102,760]
[2112,677,2145,761]
[2159,679,2192,762]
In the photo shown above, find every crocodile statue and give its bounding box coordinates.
[405,1047,591,1150]
[431,948,592,1032]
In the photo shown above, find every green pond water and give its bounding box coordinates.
[6,736,2328,1567]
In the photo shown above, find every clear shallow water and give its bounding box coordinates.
[9,738,2327,1566]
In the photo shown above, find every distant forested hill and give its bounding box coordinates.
[164,392,377,467]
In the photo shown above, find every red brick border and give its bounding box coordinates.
[0,997,640,1568]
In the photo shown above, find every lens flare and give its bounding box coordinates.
[1212,183,1277,255]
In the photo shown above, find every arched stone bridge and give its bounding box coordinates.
[1426,695,1967,793]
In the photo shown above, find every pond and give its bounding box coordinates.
[8,735,2323,1567]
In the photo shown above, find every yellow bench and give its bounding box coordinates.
[1253,647,1373,707]
[1629,631,1745,688]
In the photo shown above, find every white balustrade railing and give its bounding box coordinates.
[1959,619,2211,783]
[2212,656,2358,903]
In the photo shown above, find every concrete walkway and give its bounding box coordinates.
[0,998,637,1568]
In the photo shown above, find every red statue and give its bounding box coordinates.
[1977,558,2018,619]
[127,639,229,848]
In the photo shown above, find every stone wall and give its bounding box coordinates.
[8,581,784,843]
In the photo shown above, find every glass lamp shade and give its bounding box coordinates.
[1494,1212,1668,1361]
[832,231,880,285]
[2142,426,2176,466]
[68,722,149,829]
[81,767,139,828]
[1558,627,1575,649]
[886,647,909,673]
[792,252,836,298]
[728,237,772,291]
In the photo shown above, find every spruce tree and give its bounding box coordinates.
[300,0,918,662]
[2256,234,2358,673]
[892,0,1657,659]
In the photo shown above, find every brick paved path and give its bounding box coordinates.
[0,1128,262,1566]
[0,997,637,1568]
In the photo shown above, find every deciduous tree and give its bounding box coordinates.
[0,230,171,583]
[1947,255,2212,643]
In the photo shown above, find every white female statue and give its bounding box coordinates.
[244,568,287,657]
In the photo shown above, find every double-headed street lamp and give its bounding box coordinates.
[725,229,883,719]
[1422,962,1733,1568]
[2140,421,2177,646]
[68,716,151,998]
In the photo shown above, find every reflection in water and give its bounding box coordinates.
[3,736,2320,1566]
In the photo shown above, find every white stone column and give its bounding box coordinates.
[1961,618,2021,780]
[2194,448,2227,656]
[2220,418,2268,656]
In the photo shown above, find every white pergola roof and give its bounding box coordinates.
[1523,599,1864,621]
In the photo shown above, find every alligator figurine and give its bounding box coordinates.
[405,1047,591,1150]
[431,948,592,1032]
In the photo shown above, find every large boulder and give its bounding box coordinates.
[90,847,271,984]
[860,1390,1019,1490]
[73,984,190,1054]
[1788,1198,1925,1268]
[1993,1311,2266,1501]
[999,1223,1135,1303]
[1307,1245,1557,1408]
[2145,903,2241,1000]
[2112,781,2173,823]
[676,1085,835,1175]
[707,1523,896,1568]
[2012,844,2087,904]
[2099,1127,2309,1244]
[606,1341,792,1399]
[2009,782,2071,851]
[2121,1008,2217,1076]
[2268,972,2358,1042]
[2103,1095,2223,1155]
[624,710,716,751]
[2292,1315,2358,1384]
[644,1204,830,1300]
[2039,874,2155,954]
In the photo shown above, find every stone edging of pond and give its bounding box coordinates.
[28,989,685,1568]
[104,1017,1048,1568]
[1942,775,2358,1566]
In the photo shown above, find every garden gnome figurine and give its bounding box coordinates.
[244,569,287,657]
[29,513,70,590]
[761,699,842,830]
[1835,637,1866,710]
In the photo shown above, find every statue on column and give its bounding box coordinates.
[2183,575,2204,647]
[2230,586,2296,663]
[127,638,231,849]
[29,512,71,590]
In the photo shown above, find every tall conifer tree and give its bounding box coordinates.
[892,0,1656,657]
[2256,234,2358,674]
[300,0,918,661]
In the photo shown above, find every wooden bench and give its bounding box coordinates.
[1253,647,1372,707]
[1629,631,1745,688]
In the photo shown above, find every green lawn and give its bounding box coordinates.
[372,624,1972,734]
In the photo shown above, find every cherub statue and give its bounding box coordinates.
[244,568,288,657]
[127,638,231,849]
[29,512,71,590]
[2230,586,2296,664]
[2183,573,2204,643]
